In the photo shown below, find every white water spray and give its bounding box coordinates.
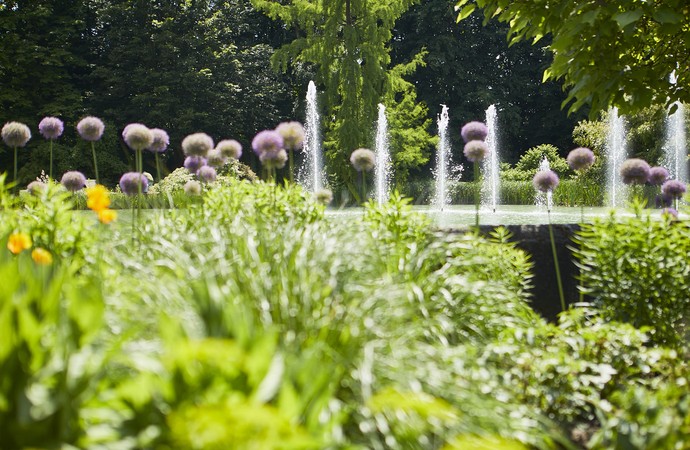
[433,105,451,209]
[481,104,500,212]
[374,103,391,205]
[535,157,553,210]
[606,107,628,207]
[300,81,323,192]
[662,102,687,183]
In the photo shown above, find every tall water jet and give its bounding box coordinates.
[433,105,451,209]
[605,107,628,207]
[662,103,687,183]
[374,103,391,205]
[300,81,323,192]
[535,157,553,210]
[481,104,500,212]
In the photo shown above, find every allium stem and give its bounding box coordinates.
[91,141,100,185]
[155,153,161,182]
[362,171,367,205]
[13,146,17,187]
[474,162,480,228]
[548,211,566,312]
[49,140,54,180]
[289,149,294,183]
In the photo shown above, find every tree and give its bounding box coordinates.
[252,0,435,191]
[456,0,690,116]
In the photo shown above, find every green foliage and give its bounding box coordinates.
[446,180,603,206]
[503,144,571,181]
[575,213,690,346]
[148,161,257,196]
[457,0,690,116]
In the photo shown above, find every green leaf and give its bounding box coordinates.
[653,8,681,24]
[456,4,476,22]
[613,10,643,29]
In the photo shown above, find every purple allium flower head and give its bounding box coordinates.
[27,180,47,195]
[620,158,651,185]
[2,122,31,147]
[61,171,87,192]
[184,180,202,195]
[38,117,64,140]
[252,130,284,157]
[662,207,679,219]
[123,123,153,151]
[567,147,595,171]
[350,148,375,172]
[206,148,227,167]
[461,121,488,143]
[216,139,242,160]
[184,156,207,173]
[275,121,305,151]
[182,132,214,157]
[648,166,670,185]
[533,170,560,192]
[314,188,333,205]
[259,148,288,169]
[146,128,170,153]
[661,179,686,199]
[463,140,489,162]
[77,116,105,141]
[196,165,217,183]
[119,172,149,196]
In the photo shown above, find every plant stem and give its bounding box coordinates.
[49,140,54,180]
[548,210,566,312]
[155,153,161,182]
[13,146,17,187]
[474,161,480,228]
[289,149,294,183]
[91,142,100,185]
[362,171,367,205]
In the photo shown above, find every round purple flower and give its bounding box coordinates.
[27,180,47,195]
[2,122,31,147]
[184,156,207,173]
[662,207,679,219]
[275,121,305,151]
[77,116,105,141]
[61,171,87,192]
[620,158,651,185]
[38,117,64,140]
[661,179,686,199]
[648,166,670,185]
[252,130,284,157]
[196,165,217,183]
[182,132,214,157]
[566,147,595,171]
[461,121,488,143]
[350,148,375,172]
[463,140,489,162]
[146,128,170,153]
[206,149,227,167]
[259,149,288,169]
[123,123,153,151]
[216,139,242,160]
[119,172,149,196]
[184,180,202,195]
[533,170,560,193]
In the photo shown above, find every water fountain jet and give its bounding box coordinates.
[662,102,687,183]
[605,107,628,207]
[482,104,500,212]
[300,81,323,192]
[433,105,452,210]
[374,103,391,205]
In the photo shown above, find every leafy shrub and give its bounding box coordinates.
[502,144,571,182]
[148,159,256,195]
[575,211,690,346]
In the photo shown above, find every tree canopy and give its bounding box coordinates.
[456,0,690,117]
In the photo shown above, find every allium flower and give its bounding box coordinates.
[463,140,489,162]
[97,209,117,224]
[86,184,111,212]
[38,117,64,140]
[31,247,53,265]
[533,170,560,192]
[196,165,217,183]
[259,149,288,170]
[27,180,47,195]
[61,171,87,192]
[649,166,670,185]
[7,232,32,254]
[206,149,227,167]
[184,156,207,173]
[77,116,105,141]
[123,123,153,151]
[2,122,31,147]
[216,139,242,159]
[119,172,149,196]
[567,147,595,171]
[461,121,488,143]
[350,148,375,172]
[662,207,679,219]
[620,158,650,185]
[314,188,333,205]
[661,179,686,199]
[275,121,305,151]
[146,128,170,153]
[252,130,284,156]
[182,132,214,157]
[184,180,202,196]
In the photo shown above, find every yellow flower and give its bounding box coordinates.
[31,247,53,265]
[86,184,111,212]
[98,208,117,224]
[7,232,32,254]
